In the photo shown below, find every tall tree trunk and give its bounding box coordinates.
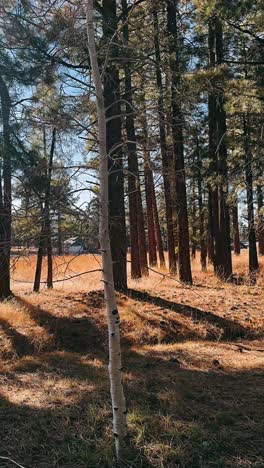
[33,219,45,293]
[207,194,214,265]
[167,0,192,284]
[232,198,240,255]
[86,1,127,458]
[121,0,143,279]
[191,177,197,259]
[215,17,232,279]
[165,68,178,269]
[149,170,165,267]
[243,116,259,279]
[33,128,56,292]
[0,75,12,299]
[137,188,149,275]
[197,134,207,271]
[169,146,179,266]
[141,87,157,267]
[46,225,53,288]
[46,128,56,289]
[208,16,232,280]
[257,184,264,255]
[152,7,176,273]
[57,208,63,255]
[103,0,127,291]
[128,179,141,279]
[208,17,222,274]
[144,164,157,267]
[125,117,141,278]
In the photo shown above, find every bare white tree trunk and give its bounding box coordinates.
[85,0,127,459]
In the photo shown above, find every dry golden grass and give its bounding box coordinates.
[0,251,263,467]
[10,248,264,288]
[9,251,264,335]
[10,253,103,292]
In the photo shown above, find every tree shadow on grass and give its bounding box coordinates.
[125,289,253,340]
[14,295,108,356]
[123,346,264,467]
[0,351,263,467]
[0,291,263,467]
[0,377,113,467]
[49,289,250,343]
[0,348,150,468]
[0,318,35,358]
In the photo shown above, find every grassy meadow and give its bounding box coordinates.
[0,251,263,467]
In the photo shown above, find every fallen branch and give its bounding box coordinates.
[234,344,264,353]
[0,456,26,468]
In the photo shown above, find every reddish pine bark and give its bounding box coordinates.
[207,192,215,264]
[257,185,264,256]
[144,164,157,267]
[149,170,165,267]
[167,0,192,284]
[103,0,127,291]
[122,0,141,279]
[232,201,240,255]
[197,134,207,271]
[152,6,176,273]
[137,189,149,276]
[208,16,232,280]
[243,116,259,279]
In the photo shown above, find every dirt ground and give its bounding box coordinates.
[0,252,263,467]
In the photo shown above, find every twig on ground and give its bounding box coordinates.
[0,456,27,468]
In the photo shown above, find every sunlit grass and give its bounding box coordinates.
[0,251,263,466]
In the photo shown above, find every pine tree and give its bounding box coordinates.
[152,4,176,273]
[0,75,12,299]
[167,0,192,284]
[102,0,127,290]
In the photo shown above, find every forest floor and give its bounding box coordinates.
[0,252,263,467]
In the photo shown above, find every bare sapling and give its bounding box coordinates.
[85,0,127,459]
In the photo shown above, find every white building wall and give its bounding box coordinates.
[70,245,83,254]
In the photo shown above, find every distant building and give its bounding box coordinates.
[230,241,248,250]
[64,237,84,255]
